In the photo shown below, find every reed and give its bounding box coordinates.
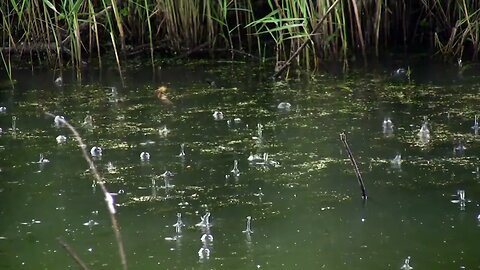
[2,0,480,80]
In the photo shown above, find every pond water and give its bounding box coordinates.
[1,59,480,269]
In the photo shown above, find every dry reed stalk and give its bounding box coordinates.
[57,238,90,270]
[272,0,340,78]
[45,112,128,270]
[350,0,366,60]
[340,132,367,200]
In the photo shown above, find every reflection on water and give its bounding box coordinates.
[1,60,480,269]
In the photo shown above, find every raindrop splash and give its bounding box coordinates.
[242,216,253,234]
[231,160,240,177]
[400,256,413,270]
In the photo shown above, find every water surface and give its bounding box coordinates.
[1,60,480,269]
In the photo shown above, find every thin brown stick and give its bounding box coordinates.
[272,0,340,78]
[350,0,366,60]
[340,132,367,200]
[57,238,90,270]
[45,112,128,270]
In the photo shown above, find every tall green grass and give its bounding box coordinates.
[2,0,480,81]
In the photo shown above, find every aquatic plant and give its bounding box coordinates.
[2,0,480,81]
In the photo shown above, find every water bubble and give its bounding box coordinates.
[213,110,224,121]
[54,76,63,87]
[201,233,213,243]
[90,146,102,157]
[140,151,150,161]
[54,115,65,127]
[277,102,292,111]
[198,246,210,260]
[56,135,67,144]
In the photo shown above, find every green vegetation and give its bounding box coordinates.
[2,0,480,78]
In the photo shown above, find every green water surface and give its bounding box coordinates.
[1,60,480,269]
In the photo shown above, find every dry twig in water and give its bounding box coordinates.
[45,112,128,270]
